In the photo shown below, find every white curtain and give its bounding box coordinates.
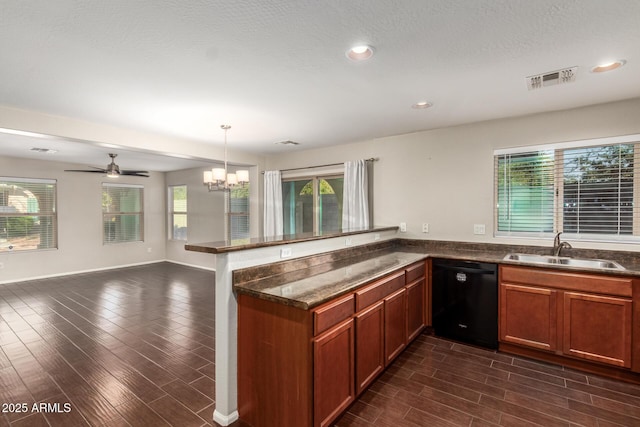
[263,170,284,237]
[342,159,369,230]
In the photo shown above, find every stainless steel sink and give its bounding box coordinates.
[503,253,625,271]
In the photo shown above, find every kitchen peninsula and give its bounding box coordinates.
[187,229,640,426]
[185,226,400,426]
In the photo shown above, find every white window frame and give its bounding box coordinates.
[227,185,250,243]
[494,134,640,243]
[168,185,187,241]
[102,183,144,244]
[0,176,57,252]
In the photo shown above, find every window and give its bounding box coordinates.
[228,184,250,243]
[169,185,187,240]
[282,175,344,234]
[102,183,143,244]
[0,177,57,252]
[495,135,640,242]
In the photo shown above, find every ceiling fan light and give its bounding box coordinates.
[106,171,119,178]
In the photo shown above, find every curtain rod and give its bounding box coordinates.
[261,157,377,174]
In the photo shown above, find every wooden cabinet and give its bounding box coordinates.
[314,319,355,427]
[355,301,384,394]
[500,283,557,351]
[563,292,632,368]
[238,258,428,427]
[384,288,407,363]
[499,265,634,370]
[406,278,426,341]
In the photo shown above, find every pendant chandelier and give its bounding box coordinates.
[203,125,249,191]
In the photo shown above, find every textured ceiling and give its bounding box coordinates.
[1,0,640,166]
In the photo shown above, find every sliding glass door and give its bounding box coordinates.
[282,176,343,235]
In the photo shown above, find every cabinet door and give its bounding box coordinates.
[314,319,355,427]
[406,279,426,342]
[355,300,385,395]
[563,292,632,368]
[499,283,557,351]
[384,288,407,364]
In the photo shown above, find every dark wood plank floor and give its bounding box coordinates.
[2,262,640,426]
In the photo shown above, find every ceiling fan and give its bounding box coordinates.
[65,153,149,178]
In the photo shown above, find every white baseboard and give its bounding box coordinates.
[166,259,216,272]
[213,410,239,426]
[0,259,214,285]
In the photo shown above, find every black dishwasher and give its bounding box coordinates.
[432,259,498,349]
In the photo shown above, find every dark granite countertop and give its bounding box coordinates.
[234,239,640,311]
[185,226,398,254]
[234,249,427,310]
[404,240,640,277]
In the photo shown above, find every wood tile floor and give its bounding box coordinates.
[1,262,640,426]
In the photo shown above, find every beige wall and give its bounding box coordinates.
[0,156,167,283]
[264,97,640,251]
[165,166,226,268]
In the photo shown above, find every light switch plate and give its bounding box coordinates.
[400,222,407,232]
[473,224,486,235]
[280,247,292,258]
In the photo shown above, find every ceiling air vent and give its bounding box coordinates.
[526,66,578,90]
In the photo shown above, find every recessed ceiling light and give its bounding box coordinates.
[411,101,433,109]
[591,60,626,73]
[346,45,374,61]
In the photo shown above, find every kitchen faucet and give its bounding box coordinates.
[552,232,572,257]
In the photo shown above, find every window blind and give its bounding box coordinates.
[562,144,635,236]
[228,185,249,243]
[102,183,144,244]
[495,151,555,235]
[495,136,640,242]
[0,177,57,252]
[169,185,187,240]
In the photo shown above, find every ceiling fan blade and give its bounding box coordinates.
[121,170,149,174]
[64,154,148,177]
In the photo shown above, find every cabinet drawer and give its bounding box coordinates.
[405,261,426,284]
[314,294,355,336]
[501,266,632,297]
[355,271,405,312]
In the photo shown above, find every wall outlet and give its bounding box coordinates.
[280,247,292,258]
[345,238,353,246]
[147,247,152,253]
[422,223,429,233]
[374,233,380,241]
[473,224,486,235]
[400,222,407,232]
